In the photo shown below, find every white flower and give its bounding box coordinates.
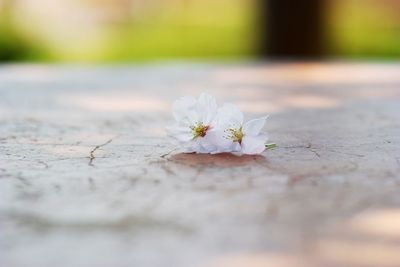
[209,103,269,155]
[166,93,218,153]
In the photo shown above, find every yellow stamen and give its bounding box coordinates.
[228,127,243,144]
[190,122,209,139]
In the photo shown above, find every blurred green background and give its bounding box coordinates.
[0,0,399,62]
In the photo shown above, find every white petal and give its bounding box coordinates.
[243,116,268,136]
[240,136,266,155]
[185,140,200,153]
[188,137,213,154]
[206,129,235,153]
[172,96,198,125]
[182,147,196,153]
[257,132,269,143]
[196,93,218,125]
[232,142,241,152]
[215,103,243,130]
[199,136,217,153]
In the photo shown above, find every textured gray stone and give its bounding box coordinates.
[0,63,400,267]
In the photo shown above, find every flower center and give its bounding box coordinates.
[190,122,209,139]
[227,127,243,144]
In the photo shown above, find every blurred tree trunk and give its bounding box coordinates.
[259,0,325,58]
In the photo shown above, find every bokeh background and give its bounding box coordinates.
[0,0,399,62]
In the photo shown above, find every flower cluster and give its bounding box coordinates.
[166,93,271,155]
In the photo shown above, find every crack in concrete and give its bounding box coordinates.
[280,144,365,158]
[160,148,177,159]
[15,174,31,186]
[324,149,365,158]
[306,143,321,158]
[88,138,114,167]
[37,160,49,169]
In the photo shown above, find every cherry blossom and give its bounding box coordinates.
[167,94,271,155]
[209,103,269,155]
[166,93,218,153]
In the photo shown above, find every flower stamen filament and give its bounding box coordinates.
[190,122,210,139]
[227,126,243,144]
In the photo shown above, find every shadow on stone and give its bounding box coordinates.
[169,152,266,167]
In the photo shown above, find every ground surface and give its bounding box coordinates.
[1,63,400,267]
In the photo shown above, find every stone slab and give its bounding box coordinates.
[1,63,400,267]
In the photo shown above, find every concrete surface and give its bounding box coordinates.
[0,63,400,267]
